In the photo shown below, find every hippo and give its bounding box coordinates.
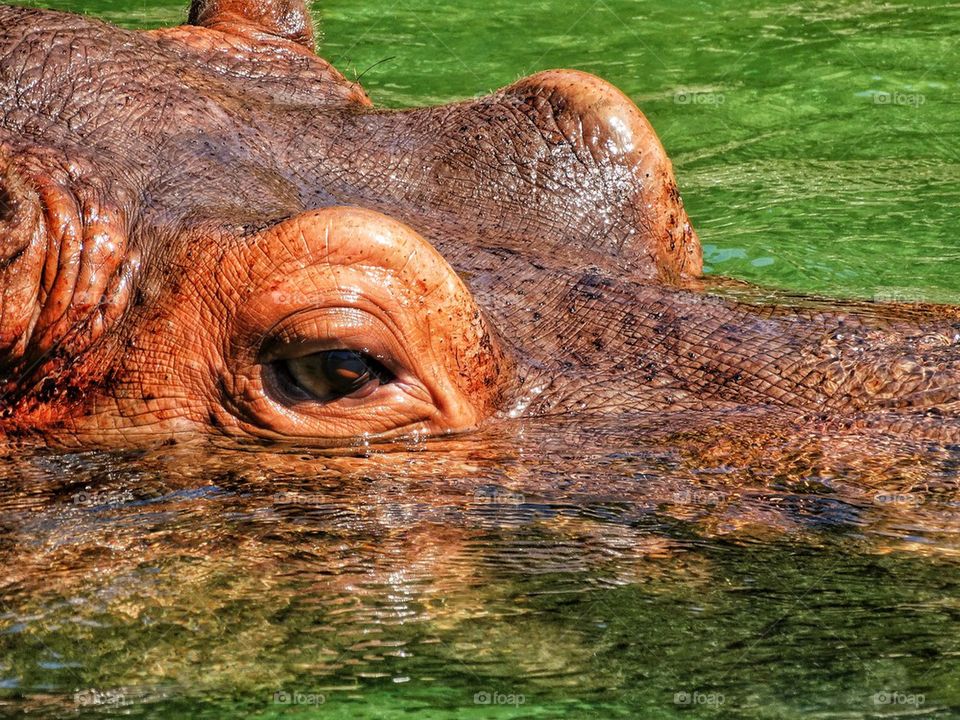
[1,0,959,449]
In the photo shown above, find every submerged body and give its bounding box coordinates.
[0,0,958,446]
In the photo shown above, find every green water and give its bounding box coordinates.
[5,1,960,718]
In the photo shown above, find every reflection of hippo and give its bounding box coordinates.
[1,0,959,446]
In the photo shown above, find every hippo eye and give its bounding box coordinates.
[275,349,394,402]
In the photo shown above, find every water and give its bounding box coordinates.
[5,0,960,718]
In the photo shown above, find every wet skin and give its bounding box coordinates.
[1,0,959,448]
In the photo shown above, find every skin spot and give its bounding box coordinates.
[578,271,610,288]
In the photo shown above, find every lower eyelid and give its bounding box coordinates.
[345,380,382,401]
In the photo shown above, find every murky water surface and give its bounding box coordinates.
[6,0,960,717]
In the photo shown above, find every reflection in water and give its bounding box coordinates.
[2,413,960,716]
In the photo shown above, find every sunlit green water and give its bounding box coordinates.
[5,1,960,718]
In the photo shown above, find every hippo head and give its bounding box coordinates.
[0,0,702,446]
[8,0,957,449]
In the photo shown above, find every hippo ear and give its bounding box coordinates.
[187,0,316,49]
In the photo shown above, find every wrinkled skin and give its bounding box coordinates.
[1,0,959,449]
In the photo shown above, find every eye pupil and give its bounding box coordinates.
[322,350,372,390]
[275,349,394,402]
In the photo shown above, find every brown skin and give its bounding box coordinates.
[0,0,958,448]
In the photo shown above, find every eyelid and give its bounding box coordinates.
[258,306,410,378]
[273,349,391,403]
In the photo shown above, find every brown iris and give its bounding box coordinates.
[276,349,394,402]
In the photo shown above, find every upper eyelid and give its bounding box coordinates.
[256,307,418,381]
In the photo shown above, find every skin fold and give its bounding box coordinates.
[0,0,958,448]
